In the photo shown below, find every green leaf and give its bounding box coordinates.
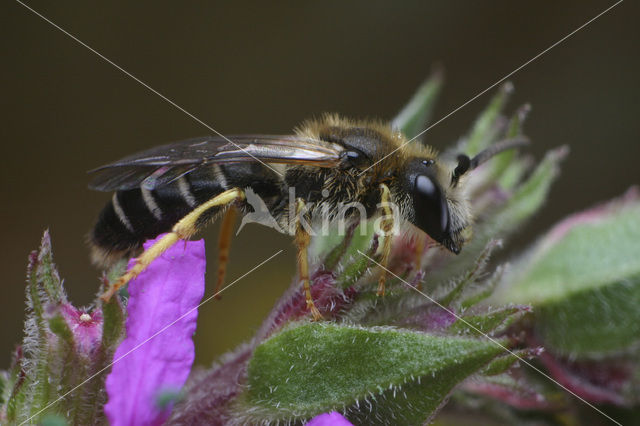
[535,275,640,357]
[493,104,531,189]
[499,191,640,357]
[332,222,381,289]
[461,265,505,310]
[480,350,533,376]
[39,413,69,426]
[464,82,513,156]
[321,223,358,271]
[47,315,74,348]
[449,305,529,336]
[392,71,443,140]
[3,348,26,423]
[439,240,501,307]
[316,220,377,275]
[23,234,57,418]
[502,195,640,304]
[488,146,566,233]
[101,291,125,351]
[35,231,66,304]
[240,323,505,424]
[9,232,115,424]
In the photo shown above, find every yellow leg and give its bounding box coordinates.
[100,188,245,302]
[414,233,425,290]
[295,198,322,321]
[214,206,238,299]
[377,183,394,296]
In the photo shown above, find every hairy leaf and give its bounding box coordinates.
[392,70,443,140]
[448,305,530,336]
[464,82,513,156]
[499,190,640,357]
[239,323,505,424]
[502,192,640,304]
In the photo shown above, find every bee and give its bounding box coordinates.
[89,114,524,319]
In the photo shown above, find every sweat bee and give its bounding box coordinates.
[89,114,525,319]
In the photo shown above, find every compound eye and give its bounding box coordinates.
[413,175,449,242]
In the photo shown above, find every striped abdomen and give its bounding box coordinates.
[89,163,282,266]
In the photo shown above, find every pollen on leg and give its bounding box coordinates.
[376,183,395,297]
[100,188,245,302]
[100,232,181,301]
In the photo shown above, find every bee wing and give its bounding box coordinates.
[89,135,343,191]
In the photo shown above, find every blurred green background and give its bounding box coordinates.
[1,1,638,367]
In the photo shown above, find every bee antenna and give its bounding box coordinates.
[451,136,528,186]
[469,136,529,170]
[451,154,471,186]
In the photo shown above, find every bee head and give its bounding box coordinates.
[406,137,528,254]
[405,158,462,253]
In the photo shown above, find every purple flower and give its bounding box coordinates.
[104,236,206,426]
[307,411,353,426]
[57,304,103,355]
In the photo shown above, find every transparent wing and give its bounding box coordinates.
[89,135,343,191]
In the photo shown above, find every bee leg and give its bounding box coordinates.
[295,198,322,321]
[414,233,425,290]
[100,188,245,302]
[214,206,238,299]
[377,183,394,297]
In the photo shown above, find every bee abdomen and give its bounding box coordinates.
[89,170,227,266]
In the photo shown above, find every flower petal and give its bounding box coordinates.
[58,304,103,355]
[104,236,205,426]
[307,411,353,426]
